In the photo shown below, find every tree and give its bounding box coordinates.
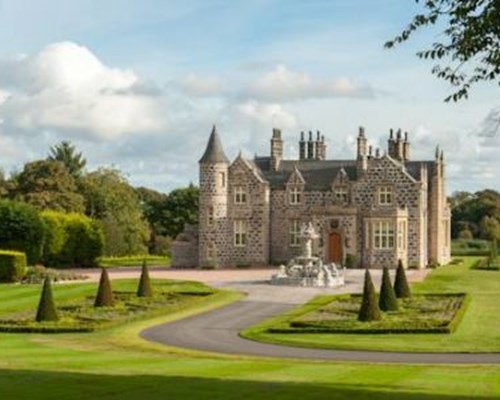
[13,160,85,213]
[394,259,412,299]
[385,0,500,102]
[488,238,498,268]
[81,168,149,256]
[0,200,45,264]
[137,260,153,297]
[94,268,114,307]
[48,141,87,178]
[35,278,58,322]
[379,267,399,311]
[358,269,381,322]
[161,185,199,239]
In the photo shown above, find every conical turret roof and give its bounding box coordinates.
[199,125,229,164]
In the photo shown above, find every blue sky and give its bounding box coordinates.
[0,0,498,192]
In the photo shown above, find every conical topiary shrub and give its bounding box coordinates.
[394,259,411,298]
[36,277,58,322]
[137,260,153,297]
[94,268,114,307]
[379,266,399,311]
[358,269,381,322]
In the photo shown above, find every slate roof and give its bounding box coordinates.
[199,125,229,164]
[253,157,357,190]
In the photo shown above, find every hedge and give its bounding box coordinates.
[41,211,104,268]
[0,250,27,282]
[0,200,45,264]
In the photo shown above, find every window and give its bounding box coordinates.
[398,221,406,249]
[206,242,215,260]
[234,220,247,247]
[378,186,393,205]
[207,206,214,226]
[289,187,302,205]
[374,220,395,249]
[334,186,348,203]
[234,186,247,204]
[289,219,301,247]
[219,172,225,188]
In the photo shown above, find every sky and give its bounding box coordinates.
[0,0,498,193]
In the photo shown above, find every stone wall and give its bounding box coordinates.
[170,224,199,268]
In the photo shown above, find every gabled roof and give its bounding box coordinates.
[199,125,229,164]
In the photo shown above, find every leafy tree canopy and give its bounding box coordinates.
[385,0,500,101]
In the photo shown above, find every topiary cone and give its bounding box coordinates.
[36,277,58,322]
[394,259,411,298]
[379,266,399,311]
[137,259,153,297]
[94,268,114,307]
[358,269,381,322]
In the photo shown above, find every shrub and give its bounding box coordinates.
[379,266,399,311]
[35,278,58,322]
[0,200,45,264]
[94,268,114,307]
[488,238,498,268]
[394,259,411,298]
[0,250,27,282]
[41,211,104,268]
[137,260,153,297]
[358,269,381,322]
[345,253,358,269]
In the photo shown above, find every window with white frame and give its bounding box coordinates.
[289,187,302,205]
[374,220,395,249]
[397,220,406,249]
[234,220,247,247]
[378,186,393,205]
[207,206,214,226]
[289,219,301,247]
[234,186,247,204]
[219,172,226,188]
[334,186,349,203]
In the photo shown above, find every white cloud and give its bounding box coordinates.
[244,65,374,102]
[174,73,226,97]
[0,41,166,140]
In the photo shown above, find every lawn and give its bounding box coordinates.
[0,268,498,399]
[242,257,500,352]
[0,279,215,332]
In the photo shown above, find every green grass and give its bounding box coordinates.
[242,257,500,353]
[0,265,498,399]
[0,279,215,332]
[274,293,467,334]
[97,255,170,268]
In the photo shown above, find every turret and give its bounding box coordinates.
[199,125,229,268]
[270,128,283,171]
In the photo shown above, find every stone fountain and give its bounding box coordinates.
[270,222,345,287]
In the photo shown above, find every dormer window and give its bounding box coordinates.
[378,186,393,205]
[289,187,302,205]
[234,186,247,204]
[334,186,349,203]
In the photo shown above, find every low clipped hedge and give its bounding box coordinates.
[0,250,27,282]
[268,293,469,335]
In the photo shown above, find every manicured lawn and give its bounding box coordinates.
[97,255,170,267]
[0,279,215,332]
[242,257,500,352]
[0,269,498,399]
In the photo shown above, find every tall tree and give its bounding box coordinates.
[385,0,500,101]
[48,141,87,178]
[161,184,199,238]
[12,160,85,213]
[81,168,148,256]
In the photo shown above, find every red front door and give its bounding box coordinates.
[328,233,342,263]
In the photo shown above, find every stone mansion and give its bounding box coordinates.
[171,125,451,269]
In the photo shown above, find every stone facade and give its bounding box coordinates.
[172,125,451,269]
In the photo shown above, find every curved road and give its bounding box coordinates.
[141,299,500,364]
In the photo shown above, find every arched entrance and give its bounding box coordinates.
[328,232,342,263]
